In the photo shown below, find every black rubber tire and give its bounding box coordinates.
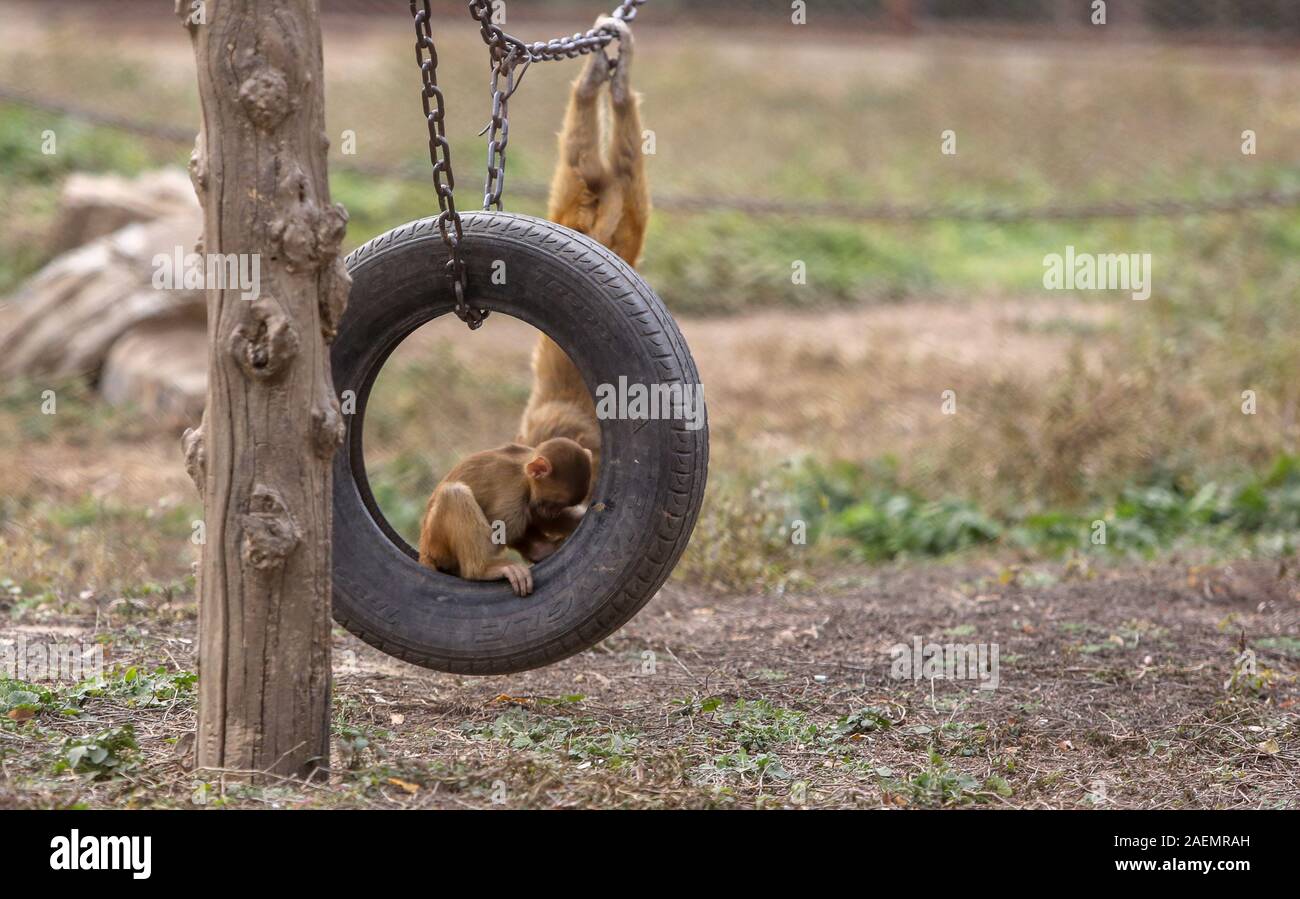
[331,212,709,675]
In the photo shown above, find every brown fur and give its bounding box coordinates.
[418,438,592,596]
[517,17,650,495]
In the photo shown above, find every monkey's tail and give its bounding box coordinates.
[530,336,593,406]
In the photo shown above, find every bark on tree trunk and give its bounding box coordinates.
[181,0,350,782]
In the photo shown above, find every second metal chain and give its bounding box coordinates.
[482,46,522,211]
[411,1,648,328]
[468,0,644,62]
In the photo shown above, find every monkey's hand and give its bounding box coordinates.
[575,37,611,101]
[500,562,534,597]
[596,16,635,108]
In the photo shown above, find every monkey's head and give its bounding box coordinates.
[524,437,593,516]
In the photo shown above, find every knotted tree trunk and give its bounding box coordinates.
[181,0,350,781]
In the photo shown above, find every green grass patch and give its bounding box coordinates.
[461,709,640,770]
[792,453,1300,562]
[680,452,1300,589]
[0,377,157,448]
[55,724,139,780]
[708,698,820,753]
[879,751,1011,807]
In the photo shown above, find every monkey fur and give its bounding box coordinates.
[418,437,593,596]
[517,16,650,495]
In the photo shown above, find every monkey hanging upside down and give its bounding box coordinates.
[417,18,648,594]
[517,15,650,494]
[418,438,593,596]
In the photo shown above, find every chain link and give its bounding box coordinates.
[482,47,521,210]
[409,1,648,328]
[468,0,645,63]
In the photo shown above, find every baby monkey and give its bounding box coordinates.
[418,438,593,596]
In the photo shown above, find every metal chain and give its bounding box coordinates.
[471,0,644,213]
[410,0,483,328]
[468,0,645,63]
[482,47,521,211]
[474,2,642,210]
[409,0,647,328]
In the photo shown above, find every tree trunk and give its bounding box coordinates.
[181,0,350,782]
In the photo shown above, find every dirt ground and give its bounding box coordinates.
[2,553,1297,809]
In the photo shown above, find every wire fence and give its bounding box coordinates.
[309,1,1300,34]
[3,81,1297,223]
[305,0,1300,38]
[1,0,1298,224]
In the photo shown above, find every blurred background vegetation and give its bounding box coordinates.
[1,0,1298,599]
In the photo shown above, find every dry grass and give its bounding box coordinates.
[359,295,1134,543]
[3,558,1296,809]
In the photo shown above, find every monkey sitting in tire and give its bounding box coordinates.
[418,438,594,596]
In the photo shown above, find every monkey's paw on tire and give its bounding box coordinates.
[331,212,709,675]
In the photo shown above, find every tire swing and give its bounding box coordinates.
[330,1,708,674]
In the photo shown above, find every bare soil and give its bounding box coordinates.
[2,553,1296,809]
